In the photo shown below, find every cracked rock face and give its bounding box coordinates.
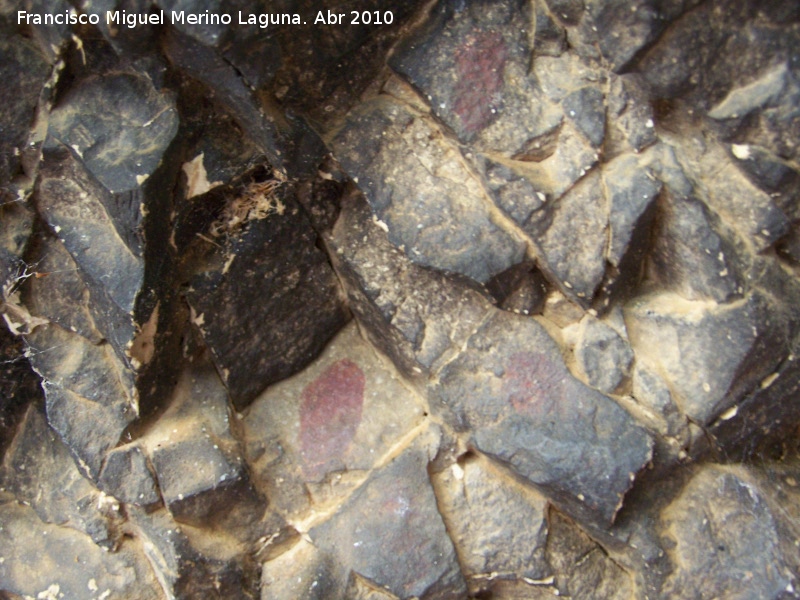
[1,0,800,598]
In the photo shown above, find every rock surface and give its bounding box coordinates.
[1,0,800,598]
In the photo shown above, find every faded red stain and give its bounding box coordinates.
[502,351,566,418]
[453,32,507,136]
[300,359,365,479]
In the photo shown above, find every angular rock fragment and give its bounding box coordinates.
[730,143,800,204]
[572,314,633,394]
[468,155,547,232]
[309,429,467,599]
[638,1,800,125]
[0,501,162,600]
[651,191,744,303]
[0,33,51,192]
[326,191,494,378]
[631,364,690,466]
[35,146,144,363]
[545,0,583,25]
[545,509,634,599]
[562,86,605,147]
[150,435,250,525]
[20,232,103,344]
[98,442,160,507]
[0,316,41,460]
[430,453,551,594]
[722,58,800,165]
[537,170,606,303]
[533,0,567,57]
[576,0,689,73]
[0,202,35,293]
[486,261,548,316]
[661,465,795,598]
[708,63,790,122]
[243,323,425,520]
[186,187,349,409]
[1,404,125,549]
[606,74,657,156]
[175,105,263,207]
[506,120,599,200]
[709,353,800,461]
[594,151,661,307]
[625,292,789,425]
[141,360,263,529]
[130,506,258,600]
[164,27,327,179]
[391,0,563,155]
[604,153,661,268]
[24,323,137,480]
[345,572,402,600]
[668,139,791,252]
[48,71,179,194]
[330,95,525,283]
[542,289,586,328]
[261,538,343,600]
[433,310,653,527]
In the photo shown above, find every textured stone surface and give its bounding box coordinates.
[433,310,654,527]
[129,506,259,600]
[651,191,744,304]
[186,186,349,409]
[626,292,789,425]
[24,323,137,480]
[572,314,634,394]
[545,509,634,599]
[35,147,144,357]
[47,71,179,193]
[391,0,562,155]
[309,430,467,600]
[1,0,800,597]
[536,170,607,302]
[330,95,525,283]
[243,323,426,520]
[0,32,51,192]
[661,465,795,599]
[0,501,162,600]
[1,404,124,549]
[326,190,494,378]
[141,360,263,529]
[430,453,550,595]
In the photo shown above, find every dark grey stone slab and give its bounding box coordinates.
[661,465,794,599]
[309,430,467,600]
[326,190,494,379]
[186,189,349,409]
[651,191,744,303]
[626,291,789,425]
[432,310,653,527]
[24,323,137,480]
[330,95,525,283]
[48,72,178,194]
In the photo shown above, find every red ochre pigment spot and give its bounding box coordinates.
[299,359,365,479]
[502,351,566,417]
[453,32,507,136]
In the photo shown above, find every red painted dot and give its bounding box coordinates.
[502,351,565,417]
[453,32,507,136]
[299,359,365,479]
